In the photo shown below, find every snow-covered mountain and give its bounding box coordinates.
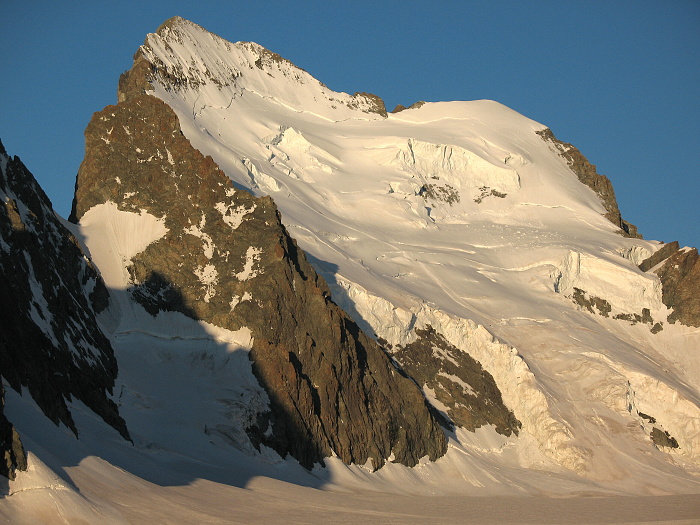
[1,16,699,523]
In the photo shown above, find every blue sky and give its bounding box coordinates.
[2,1,698,248]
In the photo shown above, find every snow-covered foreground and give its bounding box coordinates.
[3,379,700,525]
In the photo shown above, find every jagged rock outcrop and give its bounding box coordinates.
[654,247,700,327]
[651,427,679,449]
[349,91,387,117]
[638,241,680,272]
[70,59,447,469]
[0,381,26,480]
[391,101,426,113]
[388,327,521,436]
[536,128,641,238]
[569,287,663,333]
[0,139,130,465]
[636,241,700,327]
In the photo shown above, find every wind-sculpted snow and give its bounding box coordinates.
[553,250,665,320]
[593,354,700,464]
[138,17,387,122]
[132,17,700,484]
[389,138,522,203]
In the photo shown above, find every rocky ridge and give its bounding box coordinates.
[0,140,129,479]
[386,327,521,436]
[70,56,447,469]
[639,243,700,327]
[127,17,388,120]
[536,128,641,238]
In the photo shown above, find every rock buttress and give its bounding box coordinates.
[390,326,521,436]
[638,242,700,327]
[654,247,700,327]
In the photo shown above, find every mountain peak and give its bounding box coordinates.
[4,17,700,515]
[154,15,189,32]
[135,17,387,120]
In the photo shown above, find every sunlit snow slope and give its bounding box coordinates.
[140,18,700,487]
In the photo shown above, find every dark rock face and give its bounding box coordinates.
[391,101,426,113]
[569,287,663,333]
[71,62,447,469]
[349,91,388,117]
[651,427,679,449]
[388,327,521,437]
[636,241,700,327]
[638,241,680,273]
[473,186,507,204]
[536,128,641,238]
[419,183,461,205]
[0,382,26,480]
[0,140,130,473]
[654,247,700,327]
[571,287,612,317]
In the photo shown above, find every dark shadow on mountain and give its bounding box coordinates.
[3,279,332,496]
[0,388,23,496]
[304,253,378,340]
[0,168,126,493]
[246,351,330,471]
[128,270,200,319]
[98,281,332,490]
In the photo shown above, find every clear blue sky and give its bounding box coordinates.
[2,1,698,248]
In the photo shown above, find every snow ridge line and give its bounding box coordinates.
[8,484,71,497]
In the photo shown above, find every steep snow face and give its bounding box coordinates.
[139,19,700,482]
[78,201,168,289]
[553,250,664,315]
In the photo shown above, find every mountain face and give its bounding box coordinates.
[0,140,129,478]
[2,16,700,511]
[70,78,446,469]
[130,17,700,477]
